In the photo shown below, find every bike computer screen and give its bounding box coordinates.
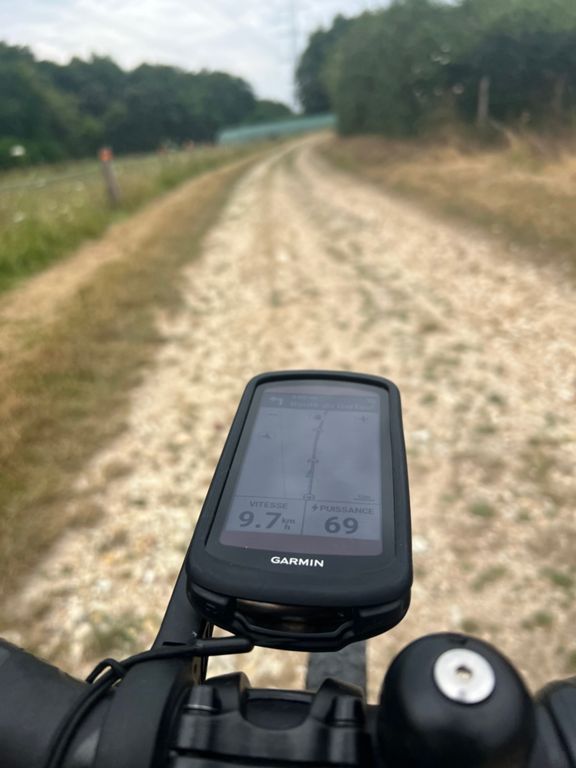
[186,371,411,651]
[219,381,388,557]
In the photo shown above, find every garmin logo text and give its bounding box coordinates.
[270,556,324,568]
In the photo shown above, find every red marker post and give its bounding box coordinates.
[99,147,121,208]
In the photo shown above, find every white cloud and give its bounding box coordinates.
[0,0,381,105]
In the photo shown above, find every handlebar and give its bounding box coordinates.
[0,631,575,767]
[1,565,575,767]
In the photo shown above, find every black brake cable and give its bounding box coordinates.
[45,635,253,768]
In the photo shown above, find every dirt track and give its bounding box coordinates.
[4,138,575,701]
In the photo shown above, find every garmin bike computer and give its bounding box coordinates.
[186,371,411,651]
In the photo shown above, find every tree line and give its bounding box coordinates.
[297,0,576,137]
[0,43,291,169]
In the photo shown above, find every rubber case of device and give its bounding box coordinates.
[185,371,412,651]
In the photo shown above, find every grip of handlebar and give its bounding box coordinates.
[531,677,576,767]
[0,639,86,768]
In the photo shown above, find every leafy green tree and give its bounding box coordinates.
[105,66,258,150]
[452,0,576,126]
[317,0,576,137]
[244,100,293,124]
[328,1,458,135]
[40,56,125,119]
[0,45,92,161]
[0,42,290,166]
[296,15,352,114]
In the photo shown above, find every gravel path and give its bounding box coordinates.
[3,139,575,701]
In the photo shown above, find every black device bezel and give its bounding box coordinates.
[186,371,411,617]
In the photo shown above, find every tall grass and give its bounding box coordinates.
[0,146,257,293]
[322,135,576,275]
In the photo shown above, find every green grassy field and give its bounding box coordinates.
[0,145,259,293]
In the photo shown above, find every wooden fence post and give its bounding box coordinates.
[476,75,491,130]
[99,147,121,207]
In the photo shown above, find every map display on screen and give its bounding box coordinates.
[219,382,384,555]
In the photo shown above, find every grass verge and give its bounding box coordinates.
[322,135,576,274]
[0,144,262,293]
[0,157,255,601]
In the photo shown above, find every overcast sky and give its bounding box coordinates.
[0,0,383,107]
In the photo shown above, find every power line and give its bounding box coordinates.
[289,0,299,109]
[280,0,388,110]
